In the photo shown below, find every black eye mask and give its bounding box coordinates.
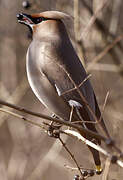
[31,17,51,24]
[32,17,46,24]
[21,13,50,24]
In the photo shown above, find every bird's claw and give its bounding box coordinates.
[47,124,61,138]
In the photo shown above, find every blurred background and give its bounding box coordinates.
[0,0,123,179]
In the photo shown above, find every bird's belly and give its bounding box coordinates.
[26,65,47,107]
[26,49,48,107]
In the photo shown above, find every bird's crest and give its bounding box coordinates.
[31,11,73,21]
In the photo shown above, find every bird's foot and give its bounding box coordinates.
[47,117,61,138]
[73,169,95,180]
[48,126,60,138]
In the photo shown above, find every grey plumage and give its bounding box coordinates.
[17,11,110,172]
[26,20,94,120]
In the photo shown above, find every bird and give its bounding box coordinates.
[17,11,110,174]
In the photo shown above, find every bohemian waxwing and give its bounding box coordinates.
[17,11,110,174]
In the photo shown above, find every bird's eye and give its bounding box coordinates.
[33,17,45,24]
[35,17,42,24]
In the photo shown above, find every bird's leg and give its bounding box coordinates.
[47,114,62,138]
[50,114,62,128]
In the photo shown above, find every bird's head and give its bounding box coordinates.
[17,11,73,38]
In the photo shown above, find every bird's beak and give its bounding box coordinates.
[16,13,33,26]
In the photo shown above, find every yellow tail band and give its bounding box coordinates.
[96,165,102,174]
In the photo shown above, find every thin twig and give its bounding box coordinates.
[63,129,123,168]
[72,91,109,126]
[58,64,110,138]
[64,164,95,172]
[87,34,123,71]
[87,63,121,72]
[61,74,92,96]
[102,92,110,113]
[59,137,83,177]
[74,0,85,66]
[64,165,79,171]
[71,120,97,125]
[0,77,28,126]
[0,107,47,131]
[74,0,79,41]
[108,0,121,38]
[64,129,110,155]
[102,157,111,180]
[80,0,110,40]
[1,106,123,170]
[80,0,109,39]
[59,65,97,121]
[0,100,107,141]
[98,91,110,123]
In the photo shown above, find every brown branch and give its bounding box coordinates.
[87,63,121,72]
[80,0,110,40]
[61,74,91,96]
[1,106,123,169]
[59,137,83,178]
[102,92,109,115]
[87,34,123,71]
[0,99,107,141]
[102,157,111,180]
[98,92,110,124]
[74,0,86,67]
[64,164,95,172]
[59,66,97,121]
[0,107,47,131]
[0,77,28,126]
[70,90,109,126]
[63,129,123,168]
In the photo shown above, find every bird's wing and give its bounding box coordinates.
[26,43,77,121]
[40,40,95,117]
[39,40,110,138]
[27,40,109,138]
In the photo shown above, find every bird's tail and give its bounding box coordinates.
[75,106,102,174]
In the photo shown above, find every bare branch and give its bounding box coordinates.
[102,92,110,113]
[1,105,123,172]
[98,92,110,124]
[59,137,83,177]
[87,34,123,71]
[0,107,47,131]
[88,63,122,72]
[80,0,110,40]
[74,0,85,66]
[63,129,123,168]
[0,77,28,126]
[0,100,107,141]
[102,157,111,180]
[61,74,91,96]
